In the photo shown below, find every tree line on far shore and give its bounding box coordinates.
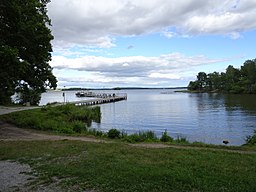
[188,59,256,94]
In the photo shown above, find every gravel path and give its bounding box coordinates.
[0,106,39,116]
[0,160,76,192]
[0,121,108,143]
[0,161,36,192]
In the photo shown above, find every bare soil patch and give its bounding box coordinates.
[0,121,107,143]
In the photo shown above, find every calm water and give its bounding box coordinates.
[40,89,256,146]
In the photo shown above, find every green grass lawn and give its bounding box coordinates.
[1,140,255,192]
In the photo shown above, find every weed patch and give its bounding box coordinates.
[0,104,101,134]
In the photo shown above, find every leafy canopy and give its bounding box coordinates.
[0,0,57,105]
[188,59,256,94]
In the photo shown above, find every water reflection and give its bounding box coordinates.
[224,94,256,113]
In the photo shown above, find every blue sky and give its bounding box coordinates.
[47,0,256,88]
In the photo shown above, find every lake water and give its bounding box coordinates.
[40,89,256,146]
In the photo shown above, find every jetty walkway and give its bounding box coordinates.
[71,93,127,106]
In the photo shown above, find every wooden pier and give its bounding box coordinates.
[71,93,127,106]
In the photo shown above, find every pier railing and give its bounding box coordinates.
[72,92,127,106]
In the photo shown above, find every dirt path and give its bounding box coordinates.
[0,106,39,116]
[130,143,256,154]
[0,121,108,143]
[1,121,255,155]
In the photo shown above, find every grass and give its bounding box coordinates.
[0,104,101,134]
[0,140,256,191]
[1,106,256,191]
[0,105,191,144]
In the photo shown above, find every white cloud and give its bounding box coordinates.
[51,52,230,87]
[46,0,254,87]
[47,0,256,48]
[51,53,223,74]
[148,72,181,80]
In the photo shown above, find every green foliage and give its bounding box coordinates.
[124,131,158,143]
[0,0,57,105]
[124,133,142,143]
[107,128,121,139]
[1,104,101,134]
[160,130,173,142]
[246,130,256,145]
[188,59,256,94]
[87,128,105,137]
[18,88,42,105]
[188,81,200,91]
[72,121,86,133]
[175,136,189,144]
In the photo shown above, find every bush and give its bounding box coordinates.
[72,121,86,133]
[160,130,173,142]
[138,131,157,141]
[175,136,189,144]
[246,130,256,145]
[107,129,121,139]
[124,131,158,143]
[125,134,142,143]
[87,128,105,137]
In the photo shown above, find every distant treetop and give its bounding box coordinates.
[188,59,256,94]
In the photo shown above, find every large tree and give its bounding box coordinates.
[0,0,57,105]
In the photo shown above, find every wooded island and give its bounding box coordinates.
[188,59,256,94]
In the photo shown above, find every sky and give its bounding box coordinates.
[47,0,256,88]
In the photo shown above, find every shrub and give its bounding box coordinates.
[120,130,127,138]
[160,130,173,142]
[175,136,189,144]
[125,134,142,143]
[138,131,157,141]
[124,131,158,143]
[87,128,105,137]
[107,129,121,139]
[72,121,86,133]
[246,130,256,145]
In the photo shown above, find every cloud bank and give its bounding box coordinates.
[48,0,256,48]
[46,0,253,87]
[51,53,228,87]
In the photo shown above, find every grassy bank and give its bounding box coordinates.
[0,105,192,143]
[0,104,101,134]
[0,140,256,191]
[1,104,256,145]
[1,105,256,191]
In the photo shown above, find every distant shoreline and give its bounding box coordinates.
[59,87,188,91]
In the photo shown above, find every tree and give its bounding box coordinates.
[188,80,200,91]
[224,65,241,93]
[197,72,207,90]
[241,59,256,93]
[207,72,221,90]
[0,0,57,105]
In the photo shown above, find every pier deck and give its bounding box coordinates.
[71,94,127,106]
